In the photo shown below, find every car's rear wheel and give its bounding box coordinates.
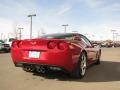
[71,52,87,78]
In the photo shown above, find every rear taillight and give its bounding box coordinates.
[12,41,18,48]
[58,42,68,50]
[12,41,22,48]
[17,41,22,48]
[47,41,56,49]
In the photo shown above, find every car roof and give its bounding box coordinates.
[40,33,81,37]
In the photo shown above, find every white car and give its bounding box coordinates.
[0,40,10,52]
[5,38,16,47]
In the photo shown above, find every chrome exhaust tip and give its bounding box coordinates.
[23,65,34,72]
[35,65,45,73]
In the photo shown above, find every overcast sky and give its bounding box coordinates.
[0,0,120,40]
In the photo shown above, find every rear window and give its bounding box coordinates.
[40,34,74,40]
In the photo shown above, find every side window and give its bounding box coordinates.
[81,35,92,46]
[73,35,81,41]
[64,35,74,40]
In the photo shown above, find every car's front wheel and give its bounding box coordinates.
[71,52,87,78]
[95,50,101,65]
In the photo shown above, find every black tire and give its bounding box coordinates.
[95,58,100,65]
[71,52,87,78]
[22,66,30,72]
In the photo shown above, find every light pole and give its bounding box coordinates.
[62,24,69,33]
[8,33,10,39]
[28,14,36,39]
[92,35,95,41]
[118,35,120,41]
[18,27,23,40]
[111,30,116,43]
[115,33,118,41]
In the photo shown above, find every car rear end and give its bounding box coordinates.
[11,39,76,73]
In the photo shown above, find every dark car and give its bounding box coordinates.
[0,40,10,52]
[101,42,113,48]
[114,43,120,47]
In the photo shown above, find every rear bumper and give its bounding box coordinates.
[11,49,79,72]
[14,62,68,72]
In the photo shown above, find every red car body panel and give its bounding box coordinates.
[11,33,100,73]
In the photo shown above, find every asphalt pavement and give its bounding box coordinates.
[0,48,120,90]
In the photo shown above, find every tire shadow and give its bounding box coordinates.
[33,61,120,82]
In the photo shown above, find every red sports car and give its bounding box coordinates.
[11,33,101,78]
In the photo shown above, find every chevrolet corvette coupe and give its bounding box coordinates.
[11,33,101,78]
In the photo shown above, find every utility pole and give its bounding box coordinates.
[111,30,116,47]
[62,24,69,33]
[18,27,23,40]
[118,35,120,41]
[8,33,10,39]
[28,14,36,39]
[92,35,95,41]
[115,33,119,41]
[111,30,116,42]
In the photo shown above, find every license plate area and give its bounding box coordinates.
[28,51,40,58]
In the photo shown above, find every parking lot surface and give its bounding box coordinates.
[0,48,120,90]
